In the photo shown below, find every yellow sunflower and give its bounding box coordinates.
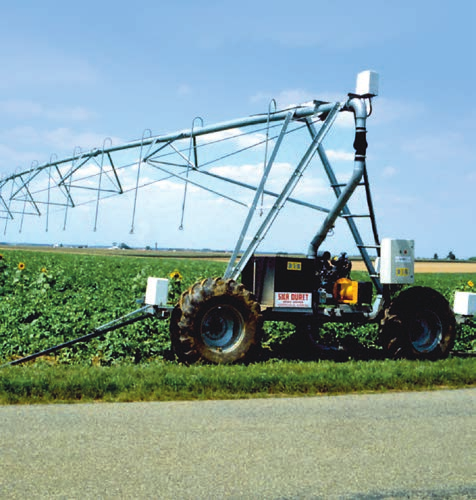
[41,267,48,274]
[18,262,26,270]
[169,269,183,281]
[468,280,474,288]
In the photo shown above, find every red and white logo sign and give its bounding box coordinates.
[275,292,312,308]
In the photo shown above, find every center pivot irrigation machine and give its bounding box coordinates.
[3,71,475,366]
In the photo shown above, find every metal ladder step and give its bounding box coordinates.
[357,244,380,249]
[330,181,366,188]
[341,214,371,218]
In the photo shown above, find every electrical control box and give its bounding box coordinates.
[355,70,379,97]
[145,277,169,306]
[379,238,414,285]
[453,292,476,316]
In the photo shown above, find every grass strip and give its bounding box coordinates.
[0,357,474,404]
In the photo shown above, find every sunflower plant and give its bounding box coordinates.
[455,280,475,293]
[168,269,183,303]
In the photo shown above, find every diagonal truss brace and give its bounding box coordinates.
[225,103,342,281]
[224,111,294,278]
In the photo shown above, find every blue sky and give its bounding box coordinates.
[0,0,474,258]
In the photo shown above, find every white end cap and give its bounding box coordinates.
[356,71,379,96]
[454,291,476,316]
[145,277,169,306]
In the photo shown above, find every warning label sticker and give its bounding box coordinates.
[396,267,410,276]
[275,292,312,308]
[395,255,412,263]
[286,261,302,271]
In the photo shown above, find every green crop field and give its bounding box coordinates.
[0,247,225,365]
[0,247,474,366]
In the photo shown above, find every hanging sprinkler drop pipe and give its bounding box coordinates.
[45,154,57,233]
[179,116,203,230]
[130,130,152,234]
[63,146,81,230]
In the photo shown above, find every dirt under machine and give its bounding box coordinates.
[166,71,457,365]
[2,70,462,367]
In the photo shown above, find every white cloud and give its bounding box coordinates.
[210,163,265,184]
[143,178,187,192]
[199,128,268,150]
[40,128,122,154]
[0,100,96,121]
[0,143,40,172]
[371,97,425,125]
[335,172,352,185]
[210,161,290,184]
[56,107,96,122]
[0,126,123,168]
[236,132,268,150]
[0,45,97,89]
[334,112,355,128]
[251,89,346,109]
[0,100,43,117]
[209,161,329,200]
[250,89,314,109]
[292,176,328,197]
[0,126,40,146]
[326,150,354,161]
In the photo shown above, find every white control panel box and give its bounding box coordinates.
[145,277,169,306]
[380,238,414,285]
[454,292,476,316]
[356,70,379,97]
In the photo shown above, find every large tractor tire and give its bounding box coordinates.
[379,286,456,360]
[170,277,262,364]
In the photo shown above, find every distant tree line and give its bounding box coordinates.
[433,251,457,260]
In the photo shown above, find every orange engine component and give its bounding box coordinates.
[332,278,373,305]
[333,278,359,304]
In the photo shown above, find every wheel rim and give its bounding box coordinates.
[200,304,245,350]
[409,309,443,353]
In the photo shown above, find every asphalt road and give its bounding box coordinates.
[1,389,475,499]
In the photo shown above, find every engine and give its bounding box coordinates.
[315,251,372,305]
